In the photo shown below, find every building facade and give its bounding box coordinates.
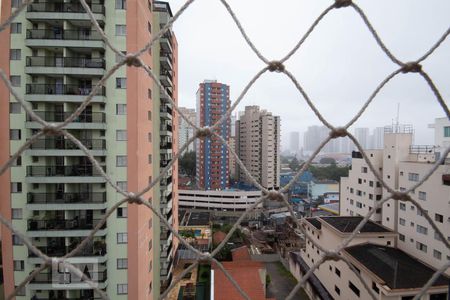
[236,106,280,190]
[195,80,230,190]
[289,131,300,154]
[0,1,178,298]
[178,189,262,211]
[177,107,196,153]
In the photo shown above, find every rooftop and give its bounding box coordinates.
[184,211,211,226]
[321,216,391,233]
[304,218,321,230]
[345,244,449,289]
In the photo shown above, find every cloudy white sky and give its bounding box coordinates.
[165,0,449,149]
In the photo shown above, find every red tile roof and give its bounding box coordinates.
[231,246,251,261]
[213,231,227,244]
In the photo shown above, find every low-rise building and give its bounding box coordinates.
[178,189,262,211]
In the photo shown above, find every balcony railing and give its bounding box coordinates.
[29,244,107,257]
[161,192,173,204]
[26,165,106,177]
[409,145,436,154]
[26,56,105,69]
[26,84,106,96]
[161,241,173,258]
[29,138,106,150]
[28,218,106,231]
[160,142,172,150]
[160,175,173,186]
[30,270,107,283]
[160,159,172,168]
[160,229,171,240]
[160,51,173,63]
[27,192,106,204]
[27,29,103,41]
[27,111,106,123]
[27,2,105,14]
[160,124,173,132]
[160,106,173,115]
[160,257,173,276]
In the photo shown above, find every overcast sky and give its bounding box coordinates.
[166,0,449,149]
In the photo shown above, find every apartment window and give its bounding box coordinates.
[372,282,380,294]
[15,286,25,296]
[116,130,127,141]
[399,218,405,226]
[376,194,382,200]
[149,260,152,272]
[11,23,22,33]
[335,267,341,277]
[13,260,24,271]
[116,25,127,36]
[149,282,152,294]
[117,233,128,244]
[399,234,405,241]
[116,155,127,167]
[11,182,22,193]
[116,104,127,115]
[117,284,128,295]
[434,231,443,241]
[358,178,362,184]
[147,21,151,33]
[361,167,367,173]
[10,103,21,113]
[12,0,22,8]
[416,225,428,235]
[433,250,442,260]
[435,213,443,223]
[117,181,127,191]
[148,111,152,120]
[444,126,450,137]
[12,235,23,245]
[334,285,340,295]
[10,75,21,87]
[148,239,152,251]
[349,281,360,297]
[117,258,128,269]
[400,203,406,211]
[148,132,152,142]
[116,0,126,9]
[418,191,426,200]
[369,180,373,187]
[12,208,22,219]
[148,154,152,164]
[117,207,127,218]
[408,173,419,182]
[116,77,127,88]
[11,156,22,166]
[356,202,362,208]
[416,241,427,253]
[10,129,21,140]
[10,49,21,60]
[148,88,152,99]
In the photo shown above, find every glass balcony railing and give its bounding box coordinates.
[26,56,105,69]
[27,2,105,14]
[26,165,106,177]
[27,111,106,123]
[27,218,106,231]
[28,243,107,257]
[26,84,106,96]
[27,29,103,41]
[30,270,107,283]
[27,192,106,204]
[29,138,106,150]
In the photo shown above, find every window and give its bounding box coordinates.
[400,203,406,211]
[116,0,126,9]
[435,213,443,223]
[408,173,419,182]
[418,191,426,200]
[10,75,21,87]
[399,234,405,241]
[12,208,22,219]
[335,267,340,277]
[12,0,22,8]
[117,258,128,269]
[116,104,127,115]
[361,167,367,173]
[349,281,360,297]
[148,132,152,142]
[116,155,127,167]
[117,181,127,191]
[372,282,379,294]
[416,225,428,235]
[117,207,127,218]
[116,77,127,88]
[444,126,450,137]
[334,285,340,295]
[115,25,127,36]
[11,156,21,166]
[148,88,152,99]
[11,182,22,193]
[147,21,151,33]
[15,286,25,296]
[433,250,442,260]
[148,239,152,251]
[356,202,362,208]
[117,233,128,244]
[10,103,21,113]
[13,260,24,271]
[13,235,23,245]
[117,284,128,295]
[10,49,21,60]
[416,241,427,253]
[358,178,362,184]
[399,218,405,226]
[11,23,22,34]
[148,154,152,164]
[434,231,443,241]
[116,130,127,141]
[148,111,152,120]
[10,129,21,140]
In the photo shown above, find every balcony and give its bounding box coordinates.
[160,158,172,168]
[25,84,106,103]
[160,88,173,101]
[26,56,105,76]
[160,51,173,71]
[160,257,174,279]
[30,270,107,284]
[28,218,106,231]
[160,241,173,259]
[26,2,105,25]
[160,32,173,53]
[160,105,173,120]
[26,111,106,130]
[160,71,173,88]
[160,175,173,187]
[27,192,107,210]
[26,29,105,49]
[26,138,106,157]
[160,141,172,154]
[26,165,106,184]
[29,243,106,258]
[160,124,173,136]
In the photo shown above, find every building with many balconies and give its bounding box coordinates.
[0,0,178,298]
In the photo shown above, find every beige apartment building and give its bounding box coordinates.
[341,122,450,277]
[236,106,280,190]
[177,107,196,153]
[289,216,448,300]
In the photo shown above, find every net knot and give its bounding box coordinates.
[127,192,142,204]
[401,62,422,73]
[330,127,347,138]
[334,0,352,8]
[268,61,285,72]
[124,54,142,67]
[265,190,284,202]
[391,191,409,201]
[196,127,213,139]
[42,124,60,136]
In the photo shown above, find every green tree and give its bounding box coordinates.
[319,157,336,164]
[179,151,196,178]
[289,157,300,171]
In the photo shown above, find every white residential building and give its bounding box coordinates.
[178,107,196,153]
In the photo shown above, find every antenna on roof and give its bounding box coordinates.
[395,103,400,133]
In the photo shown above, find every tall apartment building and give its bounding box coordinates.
[0,1,178,298]
[195,80,230,190]
[236,106,280,190]
[289,131,300,154]
[177,107,196,153]
[341,124,450,276]
[354,127,370,150]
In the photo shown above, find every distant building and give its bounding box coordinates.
[236,106,280,190]
[229,136,237,180]
[354,127,370,149]
[309,180,339,201]
[290,131,300,154]
[178,107,197,153]
[304,125,329,153]
[429,116,450,153]
[196,80,231,190]
[371,126,384,149]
